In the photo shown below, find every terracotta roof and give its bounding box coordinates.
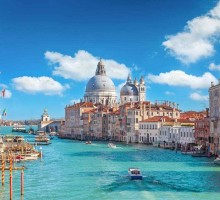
[67,101,95,109]
[180,110,207,120]
[177,118,195,123]
[83,108,97,114]
[112,109,120,115]
[140,116,174,123]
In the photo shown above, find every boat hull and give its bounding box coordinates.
[214,158,220,165]
[130,175,143,180]
[128,168,143,180]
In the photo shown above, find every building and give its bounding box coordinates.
[90,105,109,140]
[38,109,64,133]
[84,60,117,106]
[120,74,146,104]
[61,59,184,145]
[120,101,180,144]
[139,116,163,144]
[62,102,95,139]
[209,81,220,155]
[194,109,210,152]
[159,118,194,149]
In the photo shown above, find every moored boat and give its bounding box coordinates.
[128,168,143,180]
[35,135,50,143]
[12,124,27,133]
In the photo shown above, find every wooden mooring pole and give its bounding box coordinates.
[9,155,13,200]
[1,154,5,185]
[21,170,24,196]
[40,147,42,161]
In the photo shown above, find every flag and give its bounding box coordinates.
[2,109,6,116]
[1,88,5,97]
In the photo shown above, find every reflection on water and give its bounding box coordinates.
[0,126,220,200]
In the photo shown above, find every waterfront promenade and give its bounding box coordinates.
[0,126,220,200]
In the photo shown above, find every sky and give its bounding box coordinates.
[1,0,220,120]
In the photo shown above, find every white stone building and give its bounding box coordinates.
[158,120,194,146]
[120,74,146,104]
[179,126,195,145]
[209,81,220,154]
[139,116,162,144]
[38,109,64,133]
[84,60,117,106]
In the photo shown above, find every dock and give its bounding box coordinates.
[0,166,26,170]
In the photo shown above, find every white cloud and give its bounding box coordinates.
[163,1,220,64]
[0,85,12,99]
[209,62,220,71]
[12,76,69,95]
[165,91,174,96]
[45,50,130,81]
[147,70,217,89]
[4,89,12,98]
[190,92,208,101]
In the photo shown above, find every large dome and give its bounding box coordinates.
[120,83,138,96]
[84,60,117,106]
[85,75,116,93]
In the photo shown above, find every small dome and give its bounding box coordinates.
[85,75,116,92]
[120,83,138,96]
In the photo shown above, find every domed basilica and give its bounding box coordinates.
[84,60,117,106]
[120,74,146,104]
[84,60,146,106]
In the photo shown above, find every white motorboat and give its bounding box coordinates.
[128,168,143,180]
[108,143,116,149]
[214,157,220,165]
[12,124,27,133]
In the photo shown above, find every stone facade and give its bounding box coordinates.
[38,109,64,133]
[209,81,220,154]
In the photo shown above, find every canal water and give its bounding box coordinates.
[0,126,220,200]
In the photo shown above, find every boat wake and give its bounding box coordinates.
[101,174,201,193]
[144,175,202,193]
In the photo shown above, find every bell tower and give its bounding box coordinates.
[139,76,146,101]
[41,108,50,122]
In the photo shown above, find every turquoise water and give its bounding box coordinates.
[0,126,220,200]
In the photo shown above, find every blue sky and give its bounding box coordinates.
[1,0,220,120]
